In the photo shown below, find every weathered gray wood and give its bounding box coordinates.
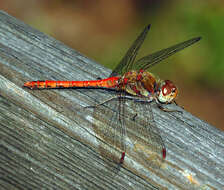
[0,11,223,190]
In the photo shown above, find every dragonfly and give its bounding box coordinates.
[24,24,201,167]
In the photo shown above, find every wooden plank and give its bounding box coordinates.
[0,11,223,190]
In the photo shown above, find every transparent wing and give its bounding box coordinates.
[133,37,201,71]
[124,99,165,168]
[92,92,126,164]
[110,24,151,77]
[92,91,165,168]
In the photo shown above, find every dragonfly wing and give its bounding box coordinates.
[110,24,151,77]
[92,91,165,168]
[124,99,165,168]
[133,37,201,71]
[92,92,126,164]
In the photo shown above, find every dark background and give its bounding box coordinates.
[1,0,223,130]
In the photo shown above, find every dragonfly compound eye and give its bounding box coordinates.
[158,80,178,103]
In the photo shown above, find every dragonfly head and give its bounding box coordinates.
[157,80,178,103]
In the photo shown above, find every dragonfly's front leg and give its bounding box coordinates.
[157,103,183,114]
[174,100,185,110]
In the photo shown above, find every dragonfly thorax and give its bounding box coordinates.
[118,70,178,104]
[119,70,157,98]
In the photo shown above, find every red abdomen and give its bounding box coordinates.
[24,77,120,89]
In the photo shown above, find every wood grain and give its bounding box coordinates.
[0,11,223,190]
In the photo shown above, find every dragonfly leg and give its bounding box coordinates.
[132,113,138,121]
[84,96,119,109]
[174,100,185,110]
[157,104,183,113]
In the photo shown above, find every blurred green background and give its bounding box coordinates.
[1,0,223,130]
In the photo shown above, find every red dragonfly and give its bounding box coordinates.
[24,24,201,167]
